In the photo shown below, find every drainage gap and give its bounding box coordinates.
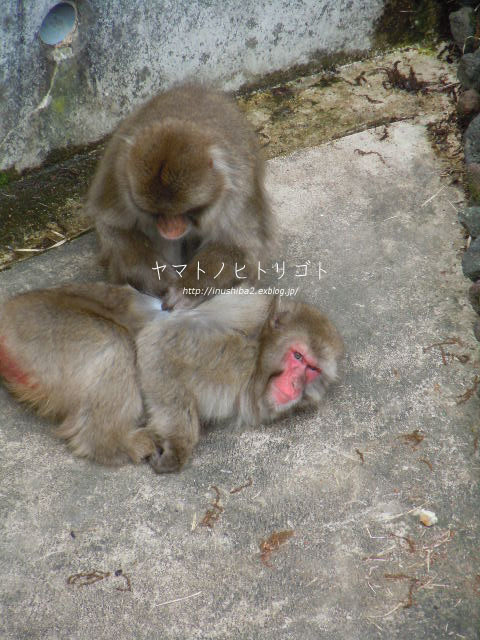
[39,2,77,46]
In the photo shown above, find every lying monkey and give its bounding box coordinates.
[0,284,343,473]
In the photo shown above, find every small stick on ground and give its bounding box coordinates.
[398,429,424,449]
[157,591,202,607]
[200,486,224,528]
[456,375,480,405]
[354,71,367,85]
[379,61,430,93]
[355,448,365,464]
[354,149,386,164]
[259,530,294,567]
[384,574,421,609]
[114,571,132,592]
[404,578,421,608]
[229,477,253,494]
[359,94,383,104]
[423,338,469,366]
[379,126,389,141]
[389,533,416,553]
[419,457,433,471]
[67,570,111,587]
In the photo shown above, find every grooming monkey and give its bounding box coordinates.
[0,284,343,473]
[86,85,272,308]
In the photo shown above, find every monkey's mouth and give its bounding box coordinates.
[271,382,302,407]
[156,214,191,240]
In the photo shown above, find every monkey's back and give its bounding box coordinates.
[136,316,258,422]
[117,84,260,162]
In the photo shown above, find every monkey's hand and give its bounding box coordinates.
[162,285,207,310]
[162,244,250,310]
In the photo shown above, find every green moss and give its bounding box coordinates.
[52,96,66,113]
[236,50,367,96]
[414,47,435,57]
[0,167,20,186]
[373,0,449,50]
[42,57,85,145]
[468,180,480,205]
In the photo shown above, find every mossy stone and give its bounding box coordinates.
[462,236,480,280]
[458,207,480,238]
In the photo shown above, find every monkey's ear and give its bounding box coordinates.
[209,146,234,188]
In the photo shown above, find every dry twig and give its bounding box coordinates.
[456,376,480,404]
[67,570,110,587]
[259,530,294,567]
[229,477,253,494]
[200,486,224,528]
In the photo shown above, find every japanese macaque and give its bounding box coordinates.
[0,284,343,472]
[86,84,273,309]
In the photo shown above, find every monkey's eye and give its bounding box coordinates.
[293,351,303,360]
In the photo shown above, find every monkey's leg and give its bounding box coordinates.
[146,405,200,473]
[55,401,156,468]
[43,283,166,335]
[1,291,157,467]
[54,332,156,467]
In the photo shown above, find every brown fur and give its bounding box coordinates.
[0,286,343,472]
[86,85,273,308]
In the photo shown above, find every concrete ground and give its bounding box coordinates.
[1,121,479,639]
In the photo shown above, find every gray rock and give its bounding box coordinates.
[457,88,480,117]
[466,163,480,203]
[450,7,475,51]
[458,206,480,237]
[458,52,480,90]
[473,318,480,341]
[468,281,480,314]
[462,236,480,280]
[464,116,480,163]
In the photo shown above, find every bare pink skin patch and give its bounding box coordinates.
[271,345,321,406]
[0,337,36,388]
[156,214,190,240]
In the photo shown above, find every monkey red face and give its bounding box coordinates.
[156,214,190,240]
[270,345,321,407]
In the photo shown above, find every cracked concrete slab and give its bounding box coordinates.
[1,121,479,639]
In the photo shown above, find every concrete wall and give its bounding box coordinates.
[0,0,384,171]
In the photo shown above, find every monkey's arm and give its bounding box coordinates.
[96,223,174,296]
[136,324,201,472]
[34,283,166,335]
[163,243,251,309]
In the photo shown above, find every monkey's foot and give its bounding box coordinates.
[148,446,181,473]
